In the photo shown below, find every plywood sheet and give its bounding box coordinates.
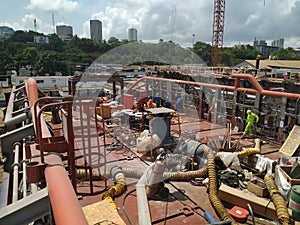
[218,184,278,221]
[82,199,126,225]
[279,125,300,157]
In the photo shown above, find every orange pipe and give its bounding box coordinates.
[25,78,88,225]
[25,78,39,110]
[231,73,263,92]
[127,74,300,101]
[45,155,88,225]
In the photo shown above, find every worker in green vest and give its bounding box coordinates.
[243,109,259,135]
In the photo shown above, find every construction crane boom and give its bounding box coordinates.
[211,0,225,67]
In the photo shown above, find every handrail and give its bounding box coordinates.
[127,74,300,101]
[25,78,88,225]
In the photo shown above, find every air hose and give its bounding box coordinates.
[122,166,207,181]
[215,138,261,160]
[204,146,237,225]
[76,168,100,179]
[102,166,126,211]
[264,174,290,225]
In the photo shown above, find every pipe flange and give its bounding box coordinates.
[110,165,123,182]
[13,142,21,148]
[11,162,21,170]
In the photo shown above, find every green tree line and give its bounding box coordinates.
[0,30,127,75]
[0,30,299,75]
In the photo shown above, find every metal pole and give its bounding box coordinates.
[136,165,152,225]
[12,142,21,203]
[22,142,27,198]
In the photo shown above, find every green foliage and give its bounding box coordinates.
[193,42,212,66]
[0,30,117,75]
[193,42,262,66]
[270,48,300,60]
[1,30,299,75]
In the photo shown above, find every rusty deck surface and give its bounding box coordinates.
[70,111,284,225]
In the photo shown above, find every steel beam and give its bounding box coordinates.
[5,113,28,131]
[0,187,50,225]
[0,123,35,172]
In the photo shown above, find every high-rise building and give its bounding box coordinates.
[271,39,284,49]
[253,38,279,58]
[128,28,137,41]
[90,20,102,42]
[56,25,73,42]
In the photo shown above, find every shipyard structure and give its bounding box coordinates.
[0,64,300,225]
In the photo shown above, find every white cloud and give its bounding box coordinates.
[4,14,53,34]
[26,0,80,13]
[3,0,300,48]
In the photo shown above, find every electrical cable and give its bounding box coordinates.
[122,189,136,225]
[163,197,169,225]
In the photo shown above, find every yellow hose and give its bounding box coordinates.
[122,167,207,181]
[264,174,290,225]
[204,146,238,225]
[76,168,100,179]
[215,138,261,160]
[102,169,126,211]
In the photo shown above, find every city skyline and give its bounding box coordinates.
[1,0,300,48]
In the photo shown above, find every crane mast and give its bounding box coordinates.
[211,0,225,67]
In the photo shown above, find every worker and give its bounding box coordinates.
[175,95,183,112]
[147,96,154,108]
[243,109,259,135]
[164,97,171,108]
[155,93,161,108]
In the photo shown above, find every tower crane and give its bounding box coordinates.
[211,0,226,67]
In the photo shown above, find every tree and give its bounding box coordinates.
[108,37,122,48]
[193,42,212,66]
[270,47,300,60]
[40,34,65,52]
[36,51,65,75]
[0,50,13,73]
[17,46,39,74]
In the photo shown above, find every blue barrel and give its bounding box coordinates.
[289,185,300,221]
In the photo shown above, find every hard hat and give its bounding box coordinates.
[247,110,251,114]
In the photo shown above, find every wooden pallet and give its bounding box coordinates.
[82,199,126,225]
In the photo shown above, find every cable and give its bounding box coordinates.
[122,189,136,225]
[163,198,169,225]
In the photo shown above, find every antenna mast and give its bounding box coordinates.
[52,13,55,33]
[33,19,37,32]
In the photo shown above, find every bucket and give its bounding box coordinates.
[98,104,111,119]
[289,185,300,221]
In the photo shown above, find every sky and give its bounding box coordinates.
[1,0,300,48]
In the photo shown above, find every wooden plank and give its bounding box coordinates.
[279,125,300,157]
[82,199,126,225]
[218,184,288,221]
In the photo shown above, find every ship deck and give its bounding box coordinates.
[71,111,285,225]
